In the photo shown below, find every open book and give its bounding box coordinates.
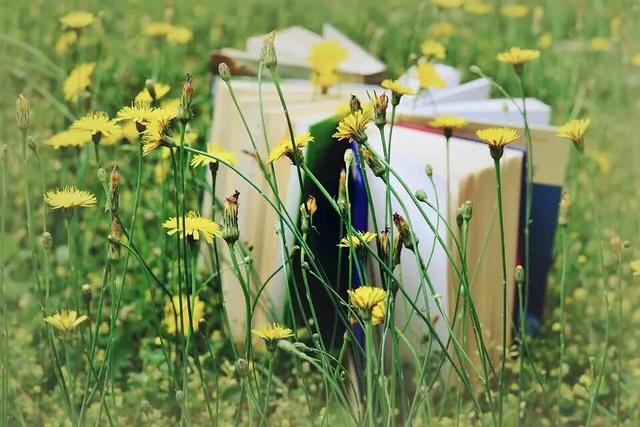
[206,28,570,371]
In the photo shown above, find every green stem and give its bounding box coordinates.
[558,227,568,419]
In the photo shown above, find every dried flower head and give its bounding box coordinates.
[44,310,88,335]
[557,118,591,152]
[268,133,313,164]
[261,30,277,68]
[252,323,294,351]
[63,63,95,103]
[164,295,205,336]
[163,211,222,244]
[44,186,97,210]
[348,286,388,319]
[371,92,389,127]
[333,109,373,143]
[59,11,94,30]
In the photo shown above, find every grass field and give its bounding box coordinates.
[2,0,640,426]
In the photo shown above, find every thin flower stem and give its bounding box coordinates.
[0,146,8,426]
[558,227,568,420]
[493,157,509,427]
[365,320,376,427]
[259,351,275,427]
[586,292,612,426]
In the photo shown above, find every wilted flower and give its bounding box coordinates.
[44,186,97,210]
[163,211,222,244]
[252,323,294,351]
[348,286,387,319]
[558,192,572,227]
[393,213,418,250]
[557,118,591,152]
[164,295,205,336]
[16,94,30,133]
[44,310,88,335]
[63,63,95,103]
[371,92,389,127]
[268,133,314,164]
[59,11,94,30]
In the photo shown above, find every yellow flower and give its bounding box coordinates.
[421,39,446,60]
[631,53,640,68]
[142,112,174,156]
[338,231,377,249]
[144,22,174,38]
[162,211,221,244]
[429,22,456,39]
[308,40,349,71]
[348,286,388,316]
[464,2,492,15]
[372,301,386,326]
[428,116,468,134]
[44,186,97,210]
[497,47,540,65]
[590,37,611,52]
[381,79,416,97]
[333,109,373,143]
[499,5,529,18]
[45,129,92,150]
[100,125,126,146]
[432,0,463,8]
[72,112,121,140]
[268,133,314,164]
[55,31,78,55]
[164,295,204,336]
[311,69,339,92]
[59,11,94,30]
[557,118,591,152]
[116,101,156,125]
[630,260,640,276]
[252,323,295,351]
[135,83,171,103]
[63,63,95,103]
[167,26,193,45]
[589,150,611,176]
[191,145,238,168]
[476,127,520,148]
[154,148,172,183]
[538,33,553,50]
[417,62,447,91]
[44,310,89,334]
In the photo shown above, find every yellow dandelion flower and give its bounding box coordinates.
[590,37,611,52]
[63,63,95,103]
[44,186,97,210]
[166,26,193,45]
[55,31,78,55]
[191,145,237,168]
[268,133,314,164]
[497,47,540,65]
[338,231,377,249]
[538,33,553,50]
[476,127,520,148]
[72,112,120,139]
[630,260,640,276]
[59,11,94,30]
[45,129,92,150]
[162,211,221,244]
[311,69,340,92]
[421,39,446,60]
[116,100,156,125]
[464,2,492,15]
[333,109,373,143]
[429,22,456,39]
[308,40,349,71]
[141,113,174,156]
[372,301,387,326]
[417,62,447,91]
[557,118,591,152]
[499,5,529,19]
[164,295,204,336]
[121,121,140,141]
[144,22,174,38]
[100,125,125,146]
[432,0,463,8]
[135,83,171,103]
[348,286,388,316]
[252,323,294,351]
[44,310,89,334]
[428,116,468,137]
[381,79,416,97]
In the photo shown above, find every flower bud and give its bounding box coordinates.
[178,74,193,124]
[425,164,433,178]
[235,358,250,378]
[372,92,388,127]
[392,235,403,268]
[222,191,240,245]
[515,265,525,283]
[558,191,572,227]
[300,195,317,234]
[415,190,428,203]
[97,167,107,183]
[462,200,473,221]
[337,169,348,215]
[198,318,208,335]
[27,136,38,154]
[343,148,354,168]
[41,231,52,249]
[261,30,277,68]
[218,63,231,82]
[108,219,123,261]
[82,283,92,309]
[175,390,184,404]
[362,147,386,178]
[378,228,390,260]
[141,399,151,415]
[144,79,157,101]
[393,212,418,251]
[0,145,8,162]
[109,164,120,215]
[16,94,30,133]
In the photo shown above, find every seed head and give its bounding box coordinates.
[218,63,231,82]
